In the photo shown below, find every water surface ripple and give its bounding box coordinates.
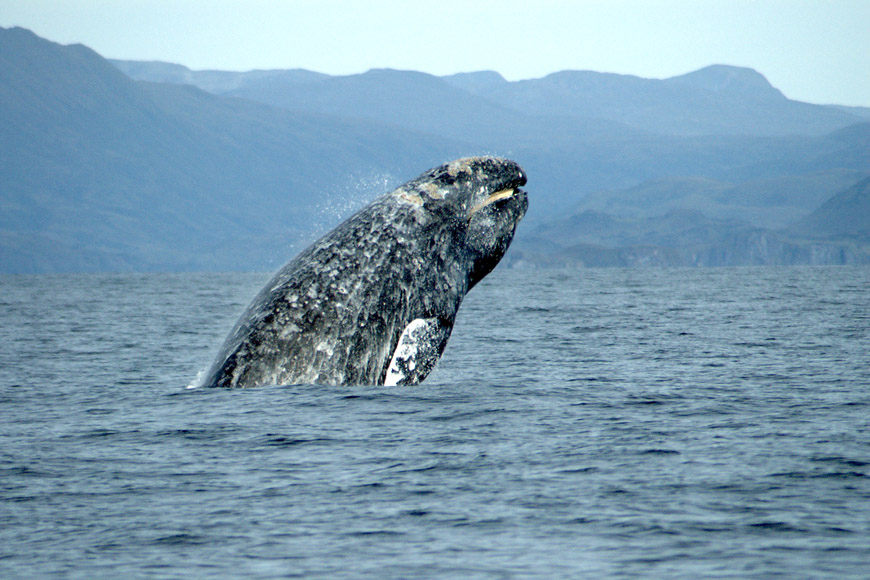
[1,267,868,578]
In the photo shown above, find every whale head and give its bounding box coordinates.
[393,156,528,289]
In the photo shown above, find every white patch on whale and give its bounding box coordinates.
[385,318,437,386]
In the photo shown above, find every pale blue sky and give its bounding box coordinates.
[2,0,869,106]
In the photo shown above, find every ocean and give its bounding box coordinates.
[1,266,868,579]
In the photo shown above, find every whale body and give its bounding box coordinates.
[203,156,528,387]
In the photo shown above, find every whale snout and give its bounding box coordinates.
[463,157,527,219]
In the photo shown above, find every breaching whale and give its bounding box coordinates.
[203,156,528,387]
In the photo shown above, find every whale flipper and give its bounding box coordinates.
[384,318,452,386]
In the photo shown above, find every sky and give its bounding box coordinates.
[2,0,869,107]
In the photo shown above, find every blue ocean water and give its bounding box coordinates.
[1,266,869,579]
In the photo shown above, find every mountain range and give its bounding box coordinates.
[2,26,869,272]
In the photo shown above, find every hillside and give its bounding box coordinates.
[110,59,330,94]
[511,206,870,268]
[468,65,862,136]
[113,59,870,221]
[117,60,865,137]
[2,27,869,272]
[791,177,870,241]
[0,27,459,272]
[570,170,869,229]
[510,174,870,267]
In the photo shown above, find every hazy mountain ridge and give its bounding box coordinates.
[569,170,870,229]
[2,26,869,272]
[1,27,461,272]
[791,177,870,241]
[831,105,870,121]
[110,59,329,94]
[514,170,870,268]
[113,58,870,219]
[117,59,864,137]
[511,204,870,269]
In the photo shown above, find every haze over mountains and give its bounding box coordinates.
[2,26,868,273]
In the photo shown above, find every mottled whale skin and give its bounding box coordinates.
[203,156,528,387]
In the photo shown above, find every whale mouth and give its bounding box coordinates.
[469,187,520,217]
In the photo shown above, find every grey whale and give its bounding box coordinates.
[204,156,528,387]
